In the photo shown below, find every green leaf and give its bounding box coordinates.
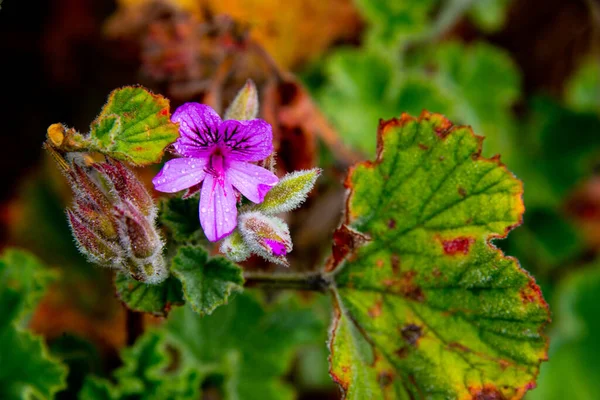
[159,196,202,242]
[327,113,549,399]
[49,335,102,398]
[529,265,600,400]
[427,41,521,160]
[171,246,244,316]
[519,96,600,204]
[354,0,440,47]
[316,42,520,158]
[88,86,179,165]
[565,57,600,113]
[115,273,184,316]
[81,293,325,400]
[255,168,321,214]
[0,249,68,399]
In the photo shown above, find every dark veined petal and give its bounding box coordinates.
[199,174,237,242]
[171,103,222,157]
[227,161,278,203]
[219,119,273,162]
[152,158,208,193]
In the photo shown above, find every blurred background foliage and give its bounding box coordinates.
[0,0,599,398]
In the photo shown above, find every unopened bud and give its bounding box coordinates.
[220,231,251,262]
[94,160,155,218]
[256,168,321,215]
[123,257,168,285]
[238,212,292,266]
[69,163,112,215]
[54,154,167,284]
[67,209,123,266]
[73,200,119,240]
[116,200,162,259]
[224,79,259,121]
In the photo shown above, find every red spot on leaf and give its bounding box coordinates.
[418,143,429,150]
[377,371,394,388]
[470,385,506,400]
[442,237,474,255]
[383,270,425,301]
[368,299,383,318]
[401,324,422,346]
[158,108,169,117]
[391,254,400,275]
[395,347,409,358]
[387,218,396,229]
[519,279,544,304]
[458,186,467,197]
[433,118,453,138]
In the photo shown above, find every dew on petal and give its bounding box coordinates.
[201,207,207,213]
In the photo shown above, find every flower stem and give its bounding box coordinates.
[243,272,331,292]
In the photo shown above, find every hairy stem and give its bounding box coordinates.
[243,272,331,292]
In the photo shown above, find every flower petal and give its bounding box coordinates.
[219,119,273,162]
[152,158,207,193]
[171,103,222,157]
[199,174,237,242]
[227,161,278,203]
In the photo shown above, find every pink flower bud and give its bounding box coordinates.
[67,209,123,266]
[115,200,162,259]
[60,157,167,284]
[238,212,292,266]
[93,160,155,218]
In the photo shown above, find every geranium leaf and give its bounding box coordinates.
[327,113,550,399]
[0,249,67,399]
[171,246,244,316]
[114,273,184,317]
[80,293,325,400]
[159,197,203,243]
[88,86,179,165]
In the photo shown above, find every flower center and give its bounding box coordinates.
[207,147,227,182]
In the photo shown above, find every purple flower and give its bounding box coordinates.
[152,103,278,242]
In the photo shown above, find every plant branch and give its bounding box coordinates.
[243,271,331,292]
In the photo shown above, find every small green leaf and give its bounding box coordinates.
[327,113,550,399]
[49,335,102,398]
[171,246,244,316]
[79,376,121,400]
[89,86,179,165]
[80,293,325,400]
[354,0,439,47]
[255,168,321,215]
[115,273,184,317]
[159,197,202,242]
[0,249,68,400]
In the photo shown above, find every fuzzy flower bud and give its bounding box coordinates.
[220,231,251,262]
[67,209,122,266]
[59,155,167,284]
[224,79,259,121]
[238,211,292,266]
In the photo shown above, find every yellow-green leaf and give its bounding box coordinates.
[327,113,550,399]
